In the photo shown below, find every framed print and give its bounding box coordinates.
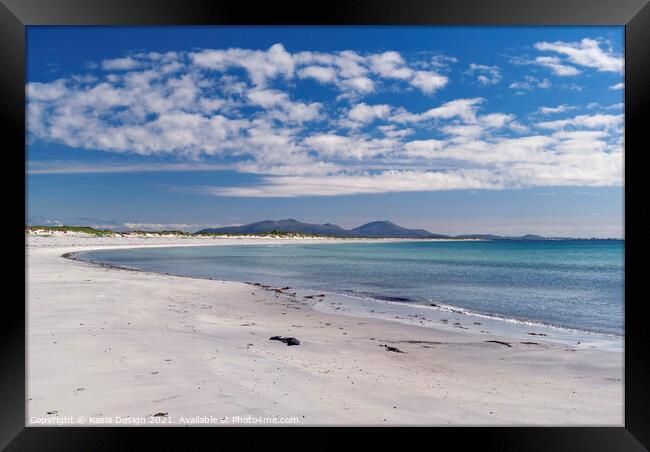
[3,0,649,449]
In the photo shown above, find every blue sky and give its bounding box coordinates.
[26,26,624,237]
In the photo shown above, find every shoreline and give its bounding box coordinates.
[68,242,625,351]
[27,234,624,425]
[69,247,625,351]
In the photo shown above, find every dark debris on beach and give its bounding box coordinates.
[381,344,405,353]
[485,340,512,347]
[269,336,300,346]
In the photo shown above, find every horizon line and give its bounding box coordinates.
[25,221,625,241]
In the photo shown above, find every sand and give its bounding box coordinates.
[26,233,624,426]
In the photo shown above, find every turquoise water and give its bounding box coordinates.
[78,240,624,336]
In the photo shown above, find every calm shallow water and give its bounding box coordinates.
[78,240,624,336]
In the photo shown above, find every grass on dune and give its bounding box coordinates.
[26,226,116,236]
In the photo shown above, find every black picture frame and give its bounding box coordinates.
[4,0,648,449]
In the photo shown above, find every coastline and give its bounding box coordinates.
[27,233,624,425]
[68,246,624,351]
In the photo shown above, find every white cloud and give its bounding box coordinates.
[246,88,288,108]
[198,97,228,113]
[297,65,337,83]
[332,50,366,78]
[509,76,551,93]
[402,139,446,158]
[368,51,448,94]
[532,56,580,76]
[558,82,583,92]
[303,134,399,160]
[609,82,624,90]
[390,98,484,123]
[340,76,375,93]
[537,113,623,130]
[191,46,450,96]
[245,88,321,122]
[191,43,294,86]
[410,71,448,94]
[27,161,233,174]
[26,79,68,101]
[442,124,485,138]
[429,54,458,69]
[70,74,98,84]
[101,57,141,70]
[467,63,502,85]
[537,104,575,115]
[28,43,624,197]
[377,124,414,138]
[345,103,392,126]
[369,51,413,79]
[478,113,516,129]
[534,38,624,73]
[203,169,507,197]
[603,102,624,110]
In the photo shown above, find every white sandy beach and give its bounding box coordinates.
[26,233,624,426]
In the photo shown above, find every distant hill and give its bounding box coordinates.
[350,221,448,238]
[199,219,447,239]
[514,234,547,241]
[197,219,577,240]
[198,219,439,238]
[197,219,356,237]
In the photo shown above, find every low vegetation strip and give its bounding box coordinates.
[26,226,341,239]
[27,225,116,236]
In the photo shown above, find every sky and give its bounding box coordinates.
[26,26,624,237]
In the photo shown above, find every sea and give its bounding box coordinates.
[76,239,624,348]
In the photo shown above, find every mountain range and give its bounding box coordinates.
[197,219,558,240]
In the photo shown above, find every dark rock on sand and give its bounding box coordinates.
[485,340,512,347]
[394,340,441,345]
[269,336,300,346]
[381,344,405,353]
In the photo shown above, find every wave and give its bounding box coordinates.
[339,289,421,303]
[332,290,623,339]
[428,302,623,338]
